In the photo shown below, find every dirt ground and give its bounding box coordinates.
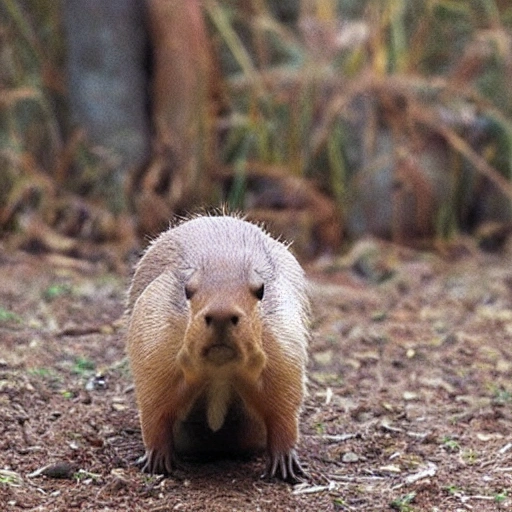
[0,238,511,511]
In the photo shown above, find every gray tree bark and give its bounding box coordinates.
[64,0,151,211]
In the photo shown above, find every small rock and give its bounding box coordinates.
[81,392,92,405]
[496,359,511,373]
[371,310,387,322]
[313,350,333,366]
[100,324,114,335]
[86,373,108,391]
[29,462,77,480]
[341,451,359,463]
[108,472,129,492]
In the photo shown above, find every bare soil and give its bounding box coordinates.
[0,240,511,511]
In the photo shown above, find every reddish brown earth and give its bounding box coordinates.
[0,239,511,511]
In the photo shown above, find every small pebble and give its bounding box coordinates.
[30,462,78,480]
[341,451,359,463]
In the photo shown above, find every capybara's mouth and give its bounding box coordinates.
[203,344,237,365]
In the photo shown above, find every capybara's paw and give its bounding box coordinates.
[137,448,175,476]
[263,449,308,483]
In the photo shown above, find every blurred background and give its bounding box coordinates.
[1,0,512,261]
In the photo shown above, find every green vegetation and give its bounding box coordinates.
[74,469,102,482]
[490,385,512,403]
[314,422,326,434]
[2,0,512,245]
[462,448,478,464]
[441,435,461,452]
[210,0,512,239]
[390,491,416,511]
[332,497,349,508]
[71,356,95,375]
[0,0,66,228]
[444,484,463,495]
[0,469,23,487]
[0,306,21,323]
[43,282,73,301]
[28,366,59,380]
[495,490,508,504]
[73,356,95,372]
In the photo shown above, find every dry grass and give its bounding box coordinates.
[211,0,512,241]
[1,0,512,247]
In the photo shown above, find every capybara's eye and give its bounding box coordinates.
[253,283,264,301]
[185,285,194,300]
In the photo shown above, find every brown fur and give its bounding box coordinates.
[126,215,310,481]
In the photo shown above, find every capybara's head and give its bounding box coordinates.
[176,264,267,384]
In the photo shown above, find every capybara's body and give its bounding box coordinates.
[126,215,310,481]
